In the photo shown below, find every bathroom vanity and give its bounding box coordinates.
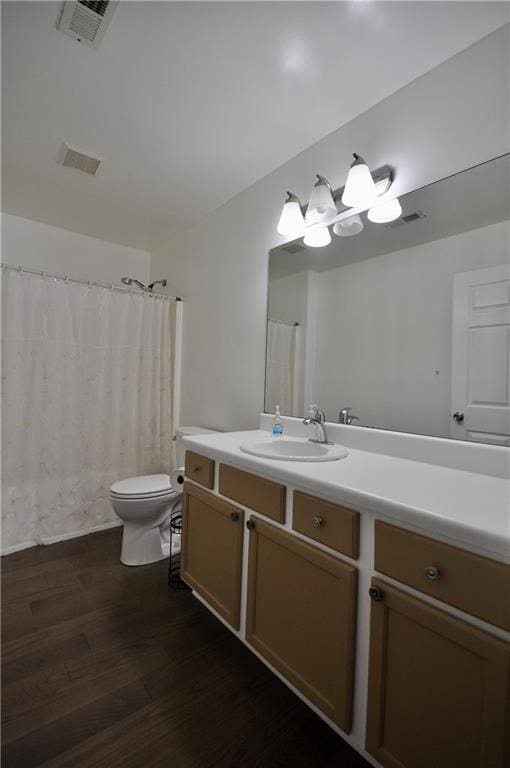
[180,419,510,768]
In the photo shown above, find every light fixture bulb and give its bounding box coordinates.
[367,197,402,223]
[341,153,377,208]
[277,191,305,237]
[303,225,331,248]
[305,174,337,224]
[333,214,364,237]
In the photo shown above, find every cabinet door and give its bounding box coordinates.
[246,518,357,731]
[366,579,510,768]
[181,483,244,629]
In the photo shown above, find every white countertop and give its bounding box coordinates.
[182,429,510,562]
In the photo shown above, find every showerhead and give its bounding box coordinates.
[147,279,167,292]
[121,277,147,291]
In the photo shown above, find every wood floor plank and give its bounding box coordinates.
[1,597,146,664]
[2,528,370,768]
[1,573,80,606]
[1,634,91,685]
[2,642,169,744]
[2,681,152,768]
[1,529,121,573]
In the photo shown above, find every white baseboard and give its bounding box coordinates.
[0,540,38,556]
[1,520,122,556]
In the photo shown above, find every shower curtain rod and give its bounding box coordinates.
[268,318,299,327]
[1,263,183,302]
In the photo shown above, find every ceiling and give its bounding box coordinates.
[2,2,509,251]
[270,154,510,279]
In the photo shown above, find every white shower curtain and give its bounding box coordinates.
[265,320,297,417]
[1,269,178,553]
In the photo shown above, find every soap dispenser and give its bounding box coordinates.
[272,405,284,436]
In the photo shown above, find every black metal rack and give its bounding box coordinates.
[168,505,188,589]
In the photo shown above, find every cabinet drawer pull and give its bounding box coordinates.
[369,586,384,602]
[230,512,239,522]
[191,465,201,473]
[246,520,255,531]
[425,566,441,581]
[312,516,324,528]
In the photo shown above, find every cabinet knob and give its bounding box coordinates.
[369,586,384,602]
[246,520,255,531]
[425,566,441,581]
[452,411,464,423]
[191,465,201,473]
[312,516,324,529]
[230,512,239,522]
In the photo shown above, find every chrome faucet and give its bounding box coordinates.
[338,407,359,425]
[303,405,331,444]
[303,417,331,444]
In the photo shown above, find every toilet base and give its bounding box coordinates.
[120,523,170,566]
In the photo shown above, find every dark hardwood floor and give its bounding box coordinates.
[2,529,371,768]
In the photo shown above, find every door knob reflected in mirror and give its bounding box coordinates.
[452,411,465,423]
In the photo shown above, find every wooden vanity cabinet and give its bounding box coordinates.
[293,490,359,559]
[374,520,510,630]
[366,579,510,768]
[245,517,357,731]
[181,482,244,629]
[184,451,215,489]
[219,464,286,523]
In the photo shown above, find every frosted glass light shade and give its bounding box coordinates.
[367,197,402,223]
[333,214,364,237]
[306,175,337,223]
[341,155,377,208]
[303,225,331,248]
[277,193,305,237]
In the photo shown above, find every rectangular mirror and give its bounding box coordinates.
[266,154,510,445]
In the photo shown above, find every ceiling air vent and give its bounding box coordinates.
[58,143,102,175]
[57,1,118,49]
[385,210,427,229]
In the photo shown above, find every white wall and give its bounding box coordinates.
[151,27,510,431]
[312,220,509,438]
[1,214,151,285]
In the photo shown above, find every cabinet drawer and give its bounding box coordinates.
[184,451,215,489]
[219,464,286,523]
[293,491,359,559]
[375,521,510,631]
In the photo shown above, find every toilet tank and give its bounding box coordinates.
[175,427,218,468]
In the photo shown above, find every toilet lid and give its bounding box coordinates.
[110,474,172,496]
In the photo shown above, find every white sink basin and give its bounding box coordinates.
[240,437,348,462]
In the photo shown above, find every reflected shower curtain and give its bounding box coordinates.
[265,320,297,416]
[1,269,177,553]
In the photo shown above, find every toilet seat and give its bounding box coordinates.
[110,474,172,496]
[110,490,176,502]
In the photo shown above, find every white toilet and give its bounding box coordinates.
[110,426,217,566]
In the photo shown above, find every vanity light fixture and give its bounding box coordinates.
[305,175,337,224]
[333,214,364,237]
[303,225,331,248]
[277,191,305,237]
[367,197,403,223]
[276,154,394,247]
[342,153,378,208]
